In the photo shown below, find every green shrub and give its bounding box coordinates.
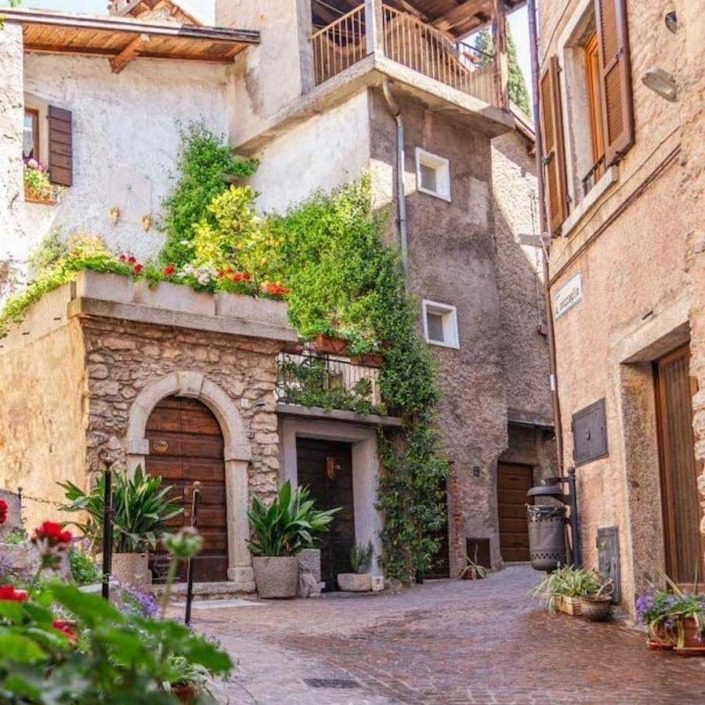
[68,548,101,586]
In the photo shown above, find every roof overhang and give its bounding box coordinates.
[2,8,259,71]
[312,1,527,39]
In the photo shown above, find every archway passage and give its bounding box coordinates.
[145,395,228,582]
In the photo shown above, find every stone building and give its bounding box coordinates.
[538,0,705,610]
[0,0,554,588]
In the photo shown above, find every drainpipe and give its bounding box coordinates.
[527,0,580,564]
[382,79,409,279]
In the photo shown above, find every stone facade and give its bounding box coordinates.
[0,273,296,588]
[539,0,705,611]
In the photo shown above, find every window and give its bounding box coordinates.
[23,109,39,161]
[541,0,634,234]
[415,148,451,201]
[422,300,459,349]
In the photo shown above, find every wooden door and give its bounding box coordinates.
[497,463,533,562]
[655,345,703,584]
[145,396,227,582]
[296,439,353,590]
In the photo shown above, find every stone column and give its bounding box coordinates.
[225,457,256,591]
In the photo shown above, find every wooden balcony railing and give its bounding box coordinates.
[310,2,500,107]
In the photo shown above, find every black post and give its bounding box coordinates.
[566,467,581,567]
[184,481,201,626]
[101,467,114,600]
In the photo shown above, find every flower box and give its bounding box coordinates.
[313,335,349,355]
[351,352,384,368]
[24,191,58,206]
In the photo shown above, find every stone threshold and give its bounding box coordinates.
[152,581,256,599]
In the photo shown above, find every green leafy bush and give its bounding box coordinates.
[248,481,339,557]
[161,123,258,267]
[60,467,182,553]
[68,548,101,586]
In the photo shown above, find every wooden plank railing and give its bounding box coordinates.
[310,2,498,107]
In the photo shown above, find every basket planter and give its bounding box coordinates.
[337,573,372,592]
[647,624,675,650]
[555,596,582,616]
[675,617,705,656]
[252,556,299,599]
[313,335,349,355]
[580,594,612,622]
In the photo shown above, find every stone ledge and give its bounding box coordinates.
[276,402,403,427]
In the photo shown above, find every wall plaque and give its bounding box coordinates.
[572,398,608,466]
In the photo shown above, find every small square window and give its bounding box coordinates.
[415,148,451,201]
[422,300,459,349]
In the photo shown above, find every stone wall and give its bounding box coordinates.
[81,316,282,502]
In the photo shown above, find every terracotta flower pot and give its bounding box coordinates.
[350,353,384,368]
[171,684,196,704]
[252,556,299,598]
[313,335,349,355]
[675,617,705,656]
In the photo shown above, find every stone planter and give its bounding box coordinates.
[337,573,372,592]
[0,542,70,582]
[252,556,299,599]
[110,553,151,589]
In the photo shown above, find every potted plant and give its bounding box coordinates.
[24,159,58,205]
[166,655,214,704]
[531,566,603,616]
[337,541,374,592]
[59,466,182,588]
[248,481,339,599]
[579,580,614,621]
[459,546,488,580]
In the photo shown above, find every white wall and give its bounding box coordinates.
[11,53,229,266]
[250,90,371,215]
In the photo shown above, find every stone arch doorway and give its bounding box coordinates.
[124,371,255,591]
[145,395,228,582]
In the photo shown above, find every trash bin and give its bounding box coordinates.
[527,504,567,571]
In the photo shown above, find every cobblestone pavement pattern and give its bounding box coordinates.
[190,566,705,705]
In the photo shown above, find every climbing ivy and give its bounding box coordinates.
[168,161,450,582]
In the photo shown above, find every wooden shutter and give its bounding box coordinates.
[595,0,634,165]
[48,106,73,187]
[539,56,568,236]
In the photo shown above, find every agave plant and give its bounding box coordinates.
[247,481,340,557]
[59,466,183,553]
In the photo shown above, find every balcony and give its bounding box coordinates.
[276,350,388,417]
[310,1,508,109]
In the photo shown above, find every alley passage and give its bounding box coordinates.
[192,567,705,705]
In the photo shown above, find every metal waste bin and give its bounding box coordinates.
[527,504,567,572]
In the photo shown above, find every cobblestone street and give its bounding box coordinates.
[191,567,705,705]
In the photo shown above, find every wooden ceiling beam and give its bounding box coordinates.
[110,33,150,72]
[431,0,487,32]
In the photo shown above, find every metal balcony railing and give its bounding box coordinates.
[310,2,499,107]
[276,351,384,413]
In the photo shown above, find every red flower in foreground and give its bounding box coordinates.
[163,264,176,277]
[52,619,79,642]
[132,263,144,275]
[0,585,28,602]
[0,498,8,525]
[32,521,72,547]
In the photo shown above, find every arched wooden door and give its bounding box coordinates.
[145,396,228,582]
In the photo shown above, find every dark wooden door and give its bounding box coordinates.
[497,463,533,562]
[145,396,227,582]
[296,438,354,590]
[655,345,703,585]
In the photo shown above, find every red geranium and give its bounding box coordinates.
[0,498,8,525]
[118,254,127,262]
[261,281,290,297]
[163,264,176,277]
[127,255,137,264]
[132,263,144,275]
[0,585,28,602]
[32,521,72,547]
[53,619,79,642]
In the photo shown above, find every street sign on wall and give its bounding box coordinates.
[554,272,583,319]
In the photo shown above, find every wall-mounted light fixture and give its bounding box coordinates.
[109,206,121,225]
[142,214,153,232]
[642,68,678,102]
